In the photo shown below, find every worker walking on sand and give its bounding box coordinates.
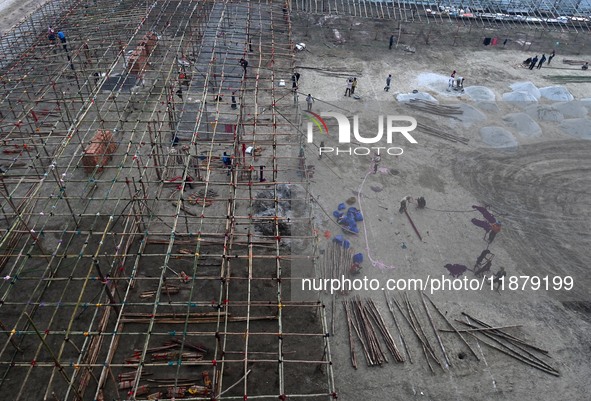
[240,58,248,76]
[529,55,538,70]
[384,74,392,91]
[547,50,555,65]
[306,94,314,111]
[537,54,547,69]
[389,35,394,49]
[371,152,381,174]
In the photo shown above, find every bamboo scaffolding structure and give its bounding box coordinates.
[0,0,335,400]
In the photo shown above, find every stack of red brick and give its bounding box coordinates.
[82,130,118,174]
[127,32,158,75]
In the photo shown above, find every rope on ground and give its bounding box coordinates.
[425,207,477,213]
[357,170,397,270]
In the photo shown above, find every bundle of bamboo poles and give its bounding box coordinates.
[386,292,444,372]
[321,241,353,289]
[416,121,470,145]
[366,299,405,363]
[562,59,589,65]
[121,342,213,397]
[124,351,195,365]
[322,241,354,333]
[546,75,591,84]
[342,296,405,368]
[407,99,464,120]
[120,311,276,324]
[451,312,559,377]
[139,285,180,298]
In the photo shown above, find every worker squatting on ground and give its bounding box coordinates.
[58,30,67,51]
[221,152,232,176]
[487,221,501,244]
[398,196,426,213]
[399,196,413,213]
[47,26,56,45]
[349,262,362,275]
[416,196,426,209]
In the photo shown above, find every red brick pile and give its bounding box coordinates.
[127,32,158,75]
[82,130,118,173]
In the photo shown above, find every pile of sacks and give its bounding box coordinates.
[332,202,363,234]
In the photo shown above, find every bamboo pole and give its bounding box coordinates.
[420,291,450,368]
[383,290,413,363]
[423,293,479,361]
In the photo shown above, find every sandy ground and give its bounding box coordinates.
[0,0,47,34]
[292,14,591,401]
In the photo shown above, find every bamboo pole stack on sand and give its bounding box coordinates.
[453,312,559,377]
[342,296,406,367]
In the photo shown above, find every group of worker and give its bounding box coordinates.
[47,26,68,51]
[448,70,465,91]
[398,196,426,214]
[524,50,555,70]
[471,205,506,291]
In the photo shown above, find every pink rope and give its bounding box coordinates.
[356,170,397,270]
